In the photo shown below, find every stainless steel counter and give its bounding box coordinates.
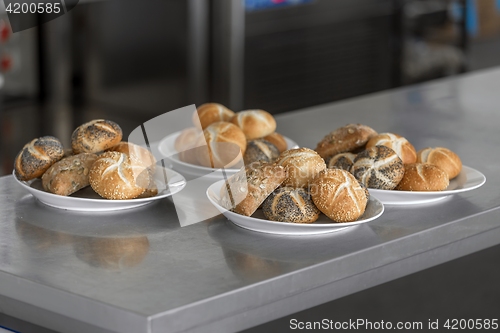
[1,68,500,333]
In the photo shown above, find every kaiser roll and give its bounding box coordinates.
[230,110,277,140]
[89,151,151,200]
[315,123,377,159]
[193,103,235,129]
[395,163,449,191]
[243,139,280,165]
[366,132,417,164]
[310,168,368,223]
[275,148,326,188]
[416,147,462,179]
[196,122,247,168]
[14,136,65,181]
[351,145,405,190]
[262,132,288,153]
[72,119,123,154]
[262,187,320,223]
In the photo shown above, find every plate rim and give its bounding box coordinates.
[158,130,299,174]
[206,179,384,233]
[12,166,186,207]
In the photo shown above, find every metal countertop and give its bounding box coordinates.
[1,68,500,333]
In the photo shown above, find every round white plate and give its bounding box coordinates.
[206,179,384,235]
[157,131,299,179]
[369,165,486,205]
[13,166,186,211]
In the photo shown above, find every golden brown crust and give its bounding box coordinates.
[193,103,235,129]
[14,136,65,181]
[42,153,98,196]
[262,187,320,223]
[230,110,277,140]
[315,124,378,159]
[310,169,367,223]
[220,162,287,216]
[366,132,417,164]
[107,142,156,171]
[196,122,247,168]
[275,148,326,188]
[351,145,405,190]
[395,163,449,191]
[89,152,150,200]
[262,132,288,153]
[417,147,462,179]
[71,119,123,154]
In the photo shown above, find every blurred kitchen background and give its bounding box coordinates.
[1,0,500,176]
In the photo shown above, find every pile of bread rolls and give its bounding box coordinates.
[219,147,369,224]
[14,119,158,200]
[174,103,288,168]
[315,123,462,192]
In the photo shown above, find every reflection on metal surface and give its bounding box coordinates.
[73,235,150,270]
[207,219,378,282]
[15,219,74,252]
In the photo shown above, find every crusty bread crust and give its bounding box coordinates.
[310,168,367,223]
[417,147,462,179]
[107,141,157,171]
[220,162,287,216]
[276,148,326,188]
[366,132,417,164]
[262,132,288,153]
[262,187,320,223]
[196,121,247,168]
[89,151,150,200]
[230,110,276,140]
[14,136,65,181]
[72,119,123,154]
[193,103,235,129]
[315,124,377,159]
[395,163,449,191]
[42,153,98,196]
[351,145,405,190]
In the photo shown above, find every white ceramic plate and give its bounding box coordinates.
[157,131,299,179]
[13,166,186,211]
[206,179,384,235]
[369,165,486,205]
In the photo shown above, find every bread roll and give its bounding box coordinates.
[89,152,151,200]
[196,122,247,168]
[351,145,405,190]
[275,148,326,188]
[244,139,280,165]
[173,128,203,165]
[327,152,357,171]
[72,119,123,154]
[315,124,377,159]
[366,132,417,164]
[230,110,276,140]
[395,163,449,191]
[14,136,65,181]
[220,161,287,216]
[107,142,156,171]
[42,153,98,196]
[262,187,320,223]
[310,169,367,223]
[262,132,288,153]
[417,147,462,179]
[193,103,235,129]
